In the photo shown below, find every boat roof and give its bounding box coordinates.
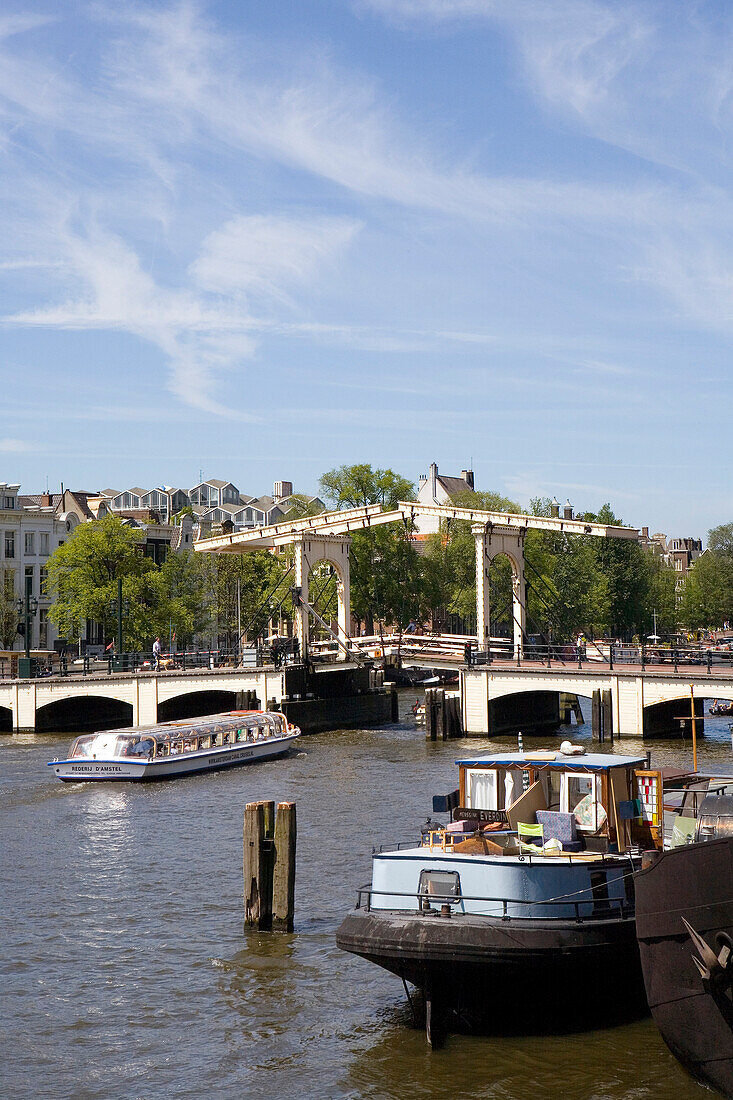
[455,751,647,771]
[80,711,281,742]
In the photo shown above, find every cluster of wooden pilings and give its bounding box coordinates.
[243,801,296,931]
[424,689,462,740]
[237,689,261,710]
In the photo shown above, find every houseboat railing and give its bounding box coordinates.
[353,886,634,924]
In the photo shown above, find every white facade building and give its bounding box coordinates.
[1,483,79,652]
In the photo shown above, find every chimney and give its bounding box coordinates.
[550,497,560,518]
[461,469,474,490]
[429,462,438,502]
[274,480,293,502]
[41,492,52,507]
[563,499,573,520]
[642,526,649,539]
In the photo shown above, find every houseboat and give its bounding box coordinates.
[635,780,733,1098]
[48,710,300,782]
[337,749,662,1044]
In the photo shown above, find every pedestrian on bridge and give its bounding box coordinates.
[153,637,161,671]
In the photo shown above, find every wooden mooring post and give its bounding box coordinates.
[425,688,462,740]
[244,800,296,931]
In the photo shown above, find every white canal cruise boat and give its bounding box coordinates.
[338,749,665,1044]
[48,711,300,782]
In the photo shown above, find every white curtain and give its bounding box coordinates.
[467,769,497,809]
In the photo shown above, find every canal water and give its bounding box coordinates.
[2,695,731,1100]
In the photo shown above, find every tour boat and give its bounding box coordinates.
[48,710,300,782]
[337,749,661,1044]
[635,784,733,1098]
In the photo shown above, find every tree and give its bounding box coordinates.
[46,516,156,648]
[421,490,522,632]
[193,549,290,649]
[678,535,733,629]
[319,464,414,510]
[318,464,417,634]
[0,568,18,650]
[278,493,325,520]
[708,522,733,557]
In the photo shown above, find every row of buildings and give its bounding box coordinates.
[0,465,705,653]
[0,478,322,654]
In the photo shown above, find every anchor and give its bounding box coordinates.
[683,917,733,998]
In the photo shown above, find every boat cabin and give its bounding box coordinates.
[441,751,656,855]
[68,711,290,762]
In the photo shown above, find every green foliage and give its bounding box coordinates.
[0,568,18,650]
[421,490,521,628]
[708,522,733,556]
[46,516,155,647]
[279,493,324,520]
[193,550,290,647]
[319,464,415,509]
[318,464,418,632]
[678,535,733,628]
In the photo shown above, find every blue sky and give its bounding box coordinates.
[1,0,731,537]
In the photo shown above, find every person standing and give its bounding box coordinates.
[153,636,161,671]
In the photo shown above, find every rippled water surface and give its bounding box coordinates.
[2,694,731,1100]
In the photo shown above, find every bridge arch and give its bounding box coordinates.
[293,535,351,659]
[36,695,133,733]
[157,689,239,722]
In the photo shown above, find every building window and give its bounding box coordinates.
[24,532,35,555]
[39,609,48,648]
[4,531,15,558]
[40,565,48,592]
[3,496,15,509]
[39,532,49,555]
[25,565,34,594]
[2,568,14,601]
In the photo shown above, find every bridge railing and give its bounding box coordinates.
[2,645,304,680]
[469,642,732,674]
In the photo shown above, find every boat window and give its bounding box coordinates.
[465,768,498,810]
[418,869,461,910]
[561,772,601,832]
[128,737,154,758]
[70,735,96,758]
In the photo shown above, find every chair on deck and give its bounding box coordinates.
[536,810,584,853]
[670,815,697,848]
[517,822,545,853]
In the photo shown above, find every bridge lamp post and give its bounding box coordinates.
[16,573,39,675]
[110,577,130,671]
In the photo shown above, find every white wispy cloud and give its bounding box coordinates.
[1,0,733,426]
[0,437,31,453]
[190,214,361,303]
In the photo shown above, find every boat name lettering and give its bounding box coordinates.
[71,764,124,773]
[454,807,508,824]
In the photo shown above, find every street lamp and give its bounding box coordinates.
[16,573,39,676]
[110,577,130,671]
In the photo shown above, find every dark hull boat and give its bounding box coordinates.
[337,904,646,1039]
[635,836,733,1098]
[338,749,658,1044]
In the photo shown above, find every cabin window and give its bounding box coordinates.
[561,772,600,832]
[465,768,498,810]
[418,869,461,911]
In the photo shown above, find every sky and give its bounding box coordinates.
[1,0,731,538]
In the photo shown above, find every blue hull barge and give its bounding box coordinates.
[337,750,659,1044]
